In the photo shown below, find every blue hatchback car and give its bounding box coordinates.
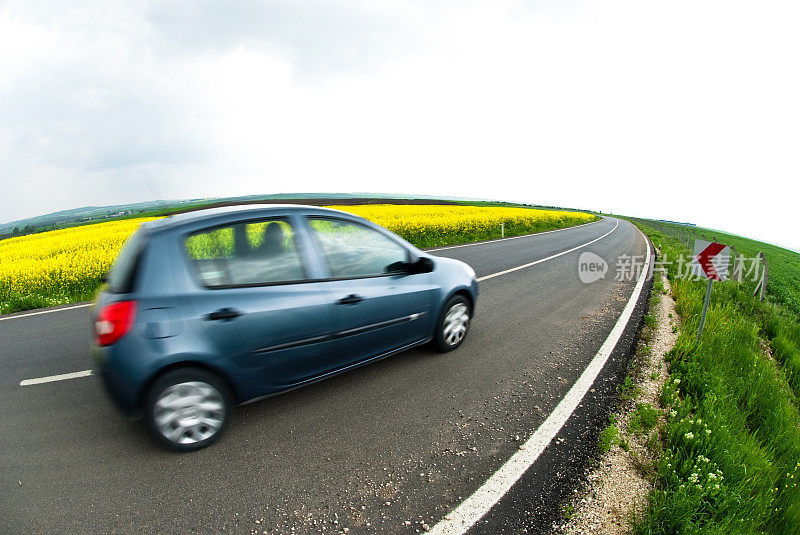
[91,205,478,450]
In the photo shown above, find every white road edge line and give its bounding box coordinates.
[428,223,652,535]
[19,370,93,386]
[427,217,603,252]
[476,219,619,282]
[0,303,91,322]
[16,218,618,387]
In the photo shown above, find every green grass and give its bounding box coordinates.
[702,230,800,317]
[599,424,621,454]
[1,292,71,313]
[630,221,800,535]
[561,502,575,521]
[618,375,639,402]
[629,403,659,436]
[629,218,800,316]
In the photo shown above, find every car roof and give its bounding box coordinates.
[142,204,358,233]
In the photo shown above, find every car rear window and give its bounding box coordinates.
[107,230,147,294]
[184,219,306,287]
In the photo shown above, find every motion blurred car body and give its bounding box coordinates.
[91,205,478,450]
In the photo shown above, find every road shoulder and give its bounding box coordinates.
[461,232,655,535]
[554,271,679,534]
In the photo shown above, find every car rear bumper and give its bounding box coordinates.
[90,345,139,417]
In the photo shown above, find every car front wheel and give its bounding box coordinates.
[434,295,472,352]
[144,368,232,452]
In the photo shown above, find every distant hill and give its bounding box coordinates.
[0,192,492,238]
[0,199,205,237]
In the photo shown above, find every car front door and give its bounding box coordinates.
[305,217,437,368]
[183,216,338,393]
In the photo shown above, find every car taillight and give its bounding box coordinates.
[95,300,137,346]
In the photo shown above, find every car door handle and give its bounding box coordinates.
[337,294,364,305]
[205,307,243,321]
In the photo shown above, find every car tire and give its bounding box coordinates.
[144,367,233,452]
[433,295,472,353]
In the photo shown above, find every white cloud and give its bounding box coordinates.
[1,0,798,248]
[144,0,425,77]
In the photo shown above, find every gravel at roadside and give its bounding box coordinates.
[555,272,680,534]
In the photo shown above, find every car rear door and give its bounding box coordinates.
[305,216,437,368]
[182,216,338,392]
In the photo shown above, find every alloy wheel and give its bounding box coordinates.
[152,381,226,445]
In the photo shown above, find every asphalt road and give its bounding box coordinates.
[0,217,648,534]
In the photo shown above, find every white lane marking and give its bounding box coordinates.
[428,223,651,535]
[427,217,603,252]
[16,219,618,387]
[475,219,619,282]
[0,303,91,322]
[19,370,93,386]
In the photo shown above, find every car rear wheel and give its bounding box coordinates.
[434,295,471,352]
[145,368,232,452]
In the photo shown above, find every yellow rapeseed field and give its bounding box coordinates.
[0,205,595,313]
[0,218,159,312]
[328,205,596,247]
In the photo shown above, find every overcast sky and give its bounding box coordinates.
[1,1,798,249]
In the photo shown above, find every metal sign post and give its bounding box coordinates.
[690,239,731,344]
[697,278,713,343]
[753,252,769,301]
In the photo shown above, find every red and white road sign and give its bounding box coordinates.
[691,240,730,281]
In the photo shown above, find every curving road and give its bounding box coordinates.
[0,217,649,534]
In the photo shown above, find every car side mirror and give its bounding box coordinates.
[410,256,434,274]
[387,257,434,275]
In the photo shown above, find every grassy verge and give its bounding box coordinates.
[626,218,800,317]
[630,221,800,534]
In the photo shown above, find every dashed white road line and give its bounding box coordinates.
[19,370,93,386]
[427,224,651,535]
[476,219,618,282]
[0,303,90,322]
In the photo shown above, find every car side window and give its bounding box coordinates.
[185,219,306,287]
[308,218,409,278]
